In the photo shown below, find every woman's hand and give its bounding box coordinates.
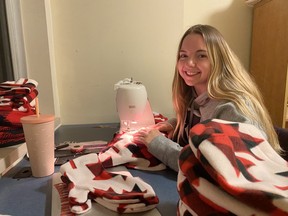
[133,128,162,146]
[152,122,174,139]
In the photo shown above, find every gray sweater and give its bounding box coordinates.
[147,93,263,172]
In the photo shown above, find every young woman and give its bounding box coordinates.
[133,24,282,172]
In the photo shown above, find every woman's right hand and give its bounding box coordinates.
[152,122,174,139]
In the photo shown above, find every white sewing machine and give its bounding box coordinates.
[114,78,155,132]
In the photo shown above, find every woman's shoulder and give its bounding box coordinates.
[211,101,249,123]
[199,98,248,123]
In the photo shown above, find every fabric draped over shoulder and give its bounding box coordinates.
[177,119,288,215]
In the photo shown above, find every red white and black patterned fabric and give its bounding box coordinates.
[60,114,168,214]
[177,119,288,215]
[153,112,168,124]
[60,137,164,214]
[0,78,38,147]
[100,131,166,171]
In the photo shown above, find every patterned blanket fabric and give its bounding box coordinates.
[60,154,159,214]
[60,131,166,214]
[177,119,288,216]
[0,78,38,111]
[100,131,166,171]
[0,78,38,147]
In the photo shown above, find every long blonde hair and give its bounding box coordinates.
[172,24,281,153]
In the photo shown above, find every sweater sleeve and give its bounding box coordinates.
[147,135,182,172]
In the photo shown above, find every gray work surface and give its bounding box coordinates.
[0,124,178,216]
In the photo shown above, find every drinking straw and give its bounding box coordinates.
[35,97,40,117]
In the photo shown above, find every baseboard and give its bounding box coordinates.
[54,117,61,130]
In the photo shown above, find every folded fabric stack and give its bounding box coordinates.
[0,78,38,147]
[178,119,288,215]
[60,153,159,214]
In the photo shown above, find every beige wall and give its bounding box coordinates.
[20,0,253,125]
[183,0,253,69]
[49,0,183,124]
[20,0,60,125]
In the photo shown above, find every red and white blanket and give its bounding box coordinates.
[99,131,166,171]
[178,119,288,215]
[0,78,38,147]
[60,153,160,214]
[60,130,166,214]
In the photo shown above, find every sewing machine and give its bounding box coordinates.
[114,78,155,132]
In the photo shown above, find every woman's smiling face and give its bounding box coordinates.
[177,33,211,95]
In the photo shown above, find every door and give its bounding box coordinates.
[250,0,288,127]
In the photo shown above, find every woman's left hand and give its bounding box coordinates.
[133,128,162,146]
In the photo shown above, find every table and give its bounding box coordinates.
[0,124,178,216]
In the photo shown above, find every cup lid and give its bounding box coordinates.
[20,114,55,124]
